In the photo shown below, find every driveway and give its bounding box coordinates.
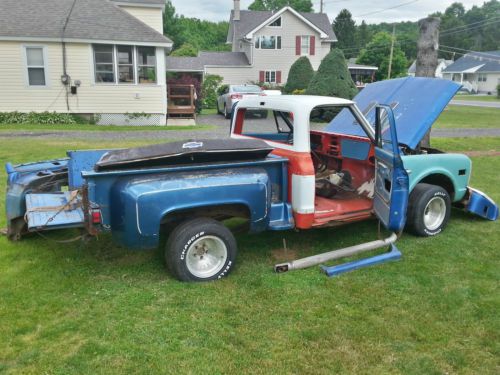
[2,113,499,141]
[450,100,500,108]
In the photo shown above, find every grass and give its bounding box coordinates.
[0,123,213,133]
[435,106,500,129]
[454,95,500,102]
[0,137,499,374]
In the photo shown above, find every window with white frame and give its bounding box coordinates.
[117,45,134,83]
[265,70,277,84]
[94,45,115,83]
[268,17,281,27]
[255,36,282,50]
[478,73,487,82]
[93,44,157,84]
[137,47,157,84]
[301,36,311,55]
[25,46,47,86]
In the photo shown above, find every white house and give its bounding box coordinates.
[441,51,500,94]
[0,0,173,125]
[407,59,453,78]
[167,1,337,85]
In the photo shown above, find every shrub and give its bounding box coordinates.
[292,89,306,95]
[284,56,314,94]
[497,84,500,98]
[0,111,79,124]
[201,74,223,109]
[306,49,358,99]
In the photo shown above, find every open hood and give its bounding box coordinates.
[325,77,461,149]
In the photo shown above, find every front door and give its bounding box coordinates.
[373,105,409,232]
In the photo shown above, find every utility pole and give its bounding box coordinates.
[387,24,396,79]
[416,17,441,148]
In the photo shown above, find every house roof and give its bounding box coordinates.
[110,0,165,5]
[407,59,453,74]
[0,0,172,46]
[166,52,250,72]
[442,51,500,73]
[227,8,337,43]
[347,62,378,71]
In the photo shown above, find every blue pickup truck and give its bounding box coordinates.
[5,78,498,282]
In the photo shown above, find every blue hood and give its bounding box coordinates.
[325,77,461,149]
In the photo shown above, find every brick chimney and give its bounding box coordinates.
[234,0,240,21]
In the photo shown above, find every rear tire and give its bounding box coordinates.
[224,105,231,119]
[165,218,237,282]
[406,183,451,237]
[216,102,220,114]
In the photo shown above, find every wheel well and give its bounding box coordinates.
[418,174,455,199]
[161,204,250,228]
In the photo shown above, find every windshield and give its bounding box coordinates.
[232,85,261,93]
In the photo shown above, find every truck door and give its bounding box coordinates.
[373,105,409,232]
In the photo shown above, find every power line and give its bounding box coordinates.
[355,0,421,18]
[440,19,500,36]
[438,16,500,35]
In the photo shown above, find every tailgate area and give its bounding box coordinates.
[25,192,84,231]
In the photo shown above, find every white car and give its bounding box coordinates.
[216,84,265,119]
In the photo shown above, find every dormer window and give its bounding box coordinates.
[268,17,281,27]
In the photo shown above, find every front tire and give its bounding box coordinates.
[165,218,237,282]
[406,183,451,237]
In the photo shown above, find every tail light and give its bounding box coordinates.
[91,209,102,224]
[230,93,242,100]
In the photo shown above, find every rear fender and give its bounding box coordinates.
[109,168,271,249]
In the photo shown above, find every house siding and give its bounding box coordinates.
[225,10,331,84]
[119,6,164,35]
[478,73,500,93]
[0,41,166,122]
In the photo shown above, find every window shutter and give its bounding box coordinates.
[296,36,301,55]
[259,71,265,82]
[276,71,282,84]
[310,36,315,56]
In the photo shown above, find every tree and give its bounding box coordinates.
[170,43,198,57]
[306,49,358,99]
[284,56,314,93]
[357,32,408,80]
[201,75,224,109]
[332,9,356,58]
[249,0,313,12]
[356,20,371,49]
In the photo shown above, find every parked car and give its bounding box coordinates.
[5,77,498,282]
[216,84,265,119]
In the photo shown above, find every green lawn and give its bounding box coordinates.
[0,137,499,374]
[435,106,500,129]
[0,123,213,133]
[454,95,500,102]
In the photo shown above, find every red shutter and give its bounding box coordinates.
[296,36,301,55]
[276,71,282,84]
[310,36,315,56]
[259,71,265,83]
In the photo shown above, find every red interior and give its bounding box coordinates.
[310,130,375,226]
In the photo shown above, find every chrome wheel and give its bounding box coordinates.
[423,196,446,231]
[185,236,228,279]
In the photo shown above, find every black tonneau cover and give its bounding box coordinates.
[95,139,274,171]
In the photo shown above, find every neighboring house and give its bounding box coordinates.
[442,51,500,94]
[347,58,378,87]
[0,0,172,125]
[167,1,337,85]
[407,59,453,78]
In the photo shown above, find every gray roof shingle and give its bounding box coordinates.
[227,9,336,43]
[166,52,250,71]
[0,0,172,45]
[442,51,500,73]
[110,0,165,5]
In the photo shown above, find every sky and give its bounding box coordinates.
[169,0,488,24]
